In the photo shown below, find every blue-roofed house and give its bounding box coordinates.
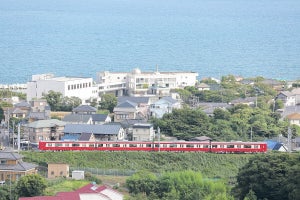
[62,114,93,124]
[113,100,143,122]
[265,140,288,152]
[63,124,125,141]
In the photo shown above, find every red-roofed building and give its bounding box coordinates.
[19,183,123,200]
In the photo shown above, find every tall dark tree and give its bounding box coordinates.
[44,90,62,111]
[233,154,299,200]
[99,94,117,113]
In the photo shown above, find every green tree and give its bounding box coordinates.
[233,154,299,200]
[99,94,117,113]
[16,174,47,197]
[60,96,82,111]
[44,90,63,111]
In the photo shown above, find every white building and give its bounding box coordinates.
[96,68,198,96]
[26,74,98,104]
[132,123,154,141]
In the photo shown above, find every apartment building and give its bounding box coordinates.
[96,68,198,96]
[26,74,98,104]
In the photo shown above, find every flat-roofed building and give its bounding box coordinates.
[48,163,69,179]
[26,73,98,104]
[96,68,198,97]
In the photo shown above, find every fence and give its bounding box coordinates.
[69,167,136,177]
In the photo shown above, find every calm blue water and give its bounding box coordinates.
[0,0,300,84]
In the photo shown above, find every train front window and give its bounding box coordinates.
[47,143,52,147]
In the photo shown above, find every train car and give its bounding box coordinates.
[39,140,267,153]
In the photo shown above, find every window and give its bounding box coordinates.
[169,144,177,148]
[89,144,95,147]
[227,145,234,148]
[0,160,7,164]
[55,143,63,147]
[146,144,152,147]
[244,145,251,148]
[47,143,52,147]
[113,144,120,147]
[60,171,63,175]
[212,145,218,148]
[51,171,54,175]
[187,144,194,148]
[72,143,80,147]
[129,144,137,147]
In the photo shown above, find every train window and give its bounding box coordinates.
[203,145,209,148]
[98,144,104,147]
[180,144,184,148]
[212,145,217,148]
[169,144,177,148]
[197,145,201,148]
[55,143,62,147]
[220,145,224,148]
[254,145,259,149]
[47,143,52,147]
[155,144,159,148]
[146,144,152,147]
[237,145,241,148]
[113,144,120,147]
[227,145,234,148]
[163,144,168,147]
[129,144,137,147]
[72,144,80,147]
[244,145,251,148]
[82,144,86,147]
[187,144,194,148]
[89,144,94,147]
[64,144,70,147]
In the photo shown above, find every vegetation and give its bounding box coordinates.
[99,93,117,113]
[126,170,233,200]
[44,90,81,111]
[22,151,252,179]
[233,153,300,200]
[150,105,297,141]
[45,179,90,196]
[16,174,47,197]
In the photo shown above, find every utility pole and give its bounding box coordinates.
[157,127,160,152]
[287,127,292,153]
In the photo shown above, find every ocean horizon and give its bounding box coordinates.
[0,0,299,84]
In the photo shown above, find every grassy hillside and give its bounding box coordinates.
[21,151,255,179]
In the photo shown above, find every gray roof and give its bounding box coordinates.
[79,133,93,141]
[132,123,153,128]
[279,91,293,97]
[28,112,49,120]
[14,101,31,108]
[63,114,92,123]
[64,124,121,135]
[0,161,37,171]
[0,151,23,160]
[119,119,148,128]
[91,114,109,122]
[27,119,66,128]
[160,96,178,104]
[117,96,149,105]
[115,100,137,108]
[73,105,97,113]
[230,97,256,104]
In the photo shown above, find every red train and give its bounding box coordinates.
[39,141,267,153]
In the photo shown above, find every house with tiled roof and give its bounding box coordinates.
[73,105,97,114]
[229,97,257,107]
[25,119,67,143]
[62,114,93,124]
[197,83,210,91]
[91,114,111,124]
[113,100,142,122]
[286,113,300,126]
[63,124,125,141]
[19,183,123,200]
[0,151,37,182]
[197,102,232,116]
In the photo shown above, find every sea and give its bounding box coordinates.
[0,0,300,84]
